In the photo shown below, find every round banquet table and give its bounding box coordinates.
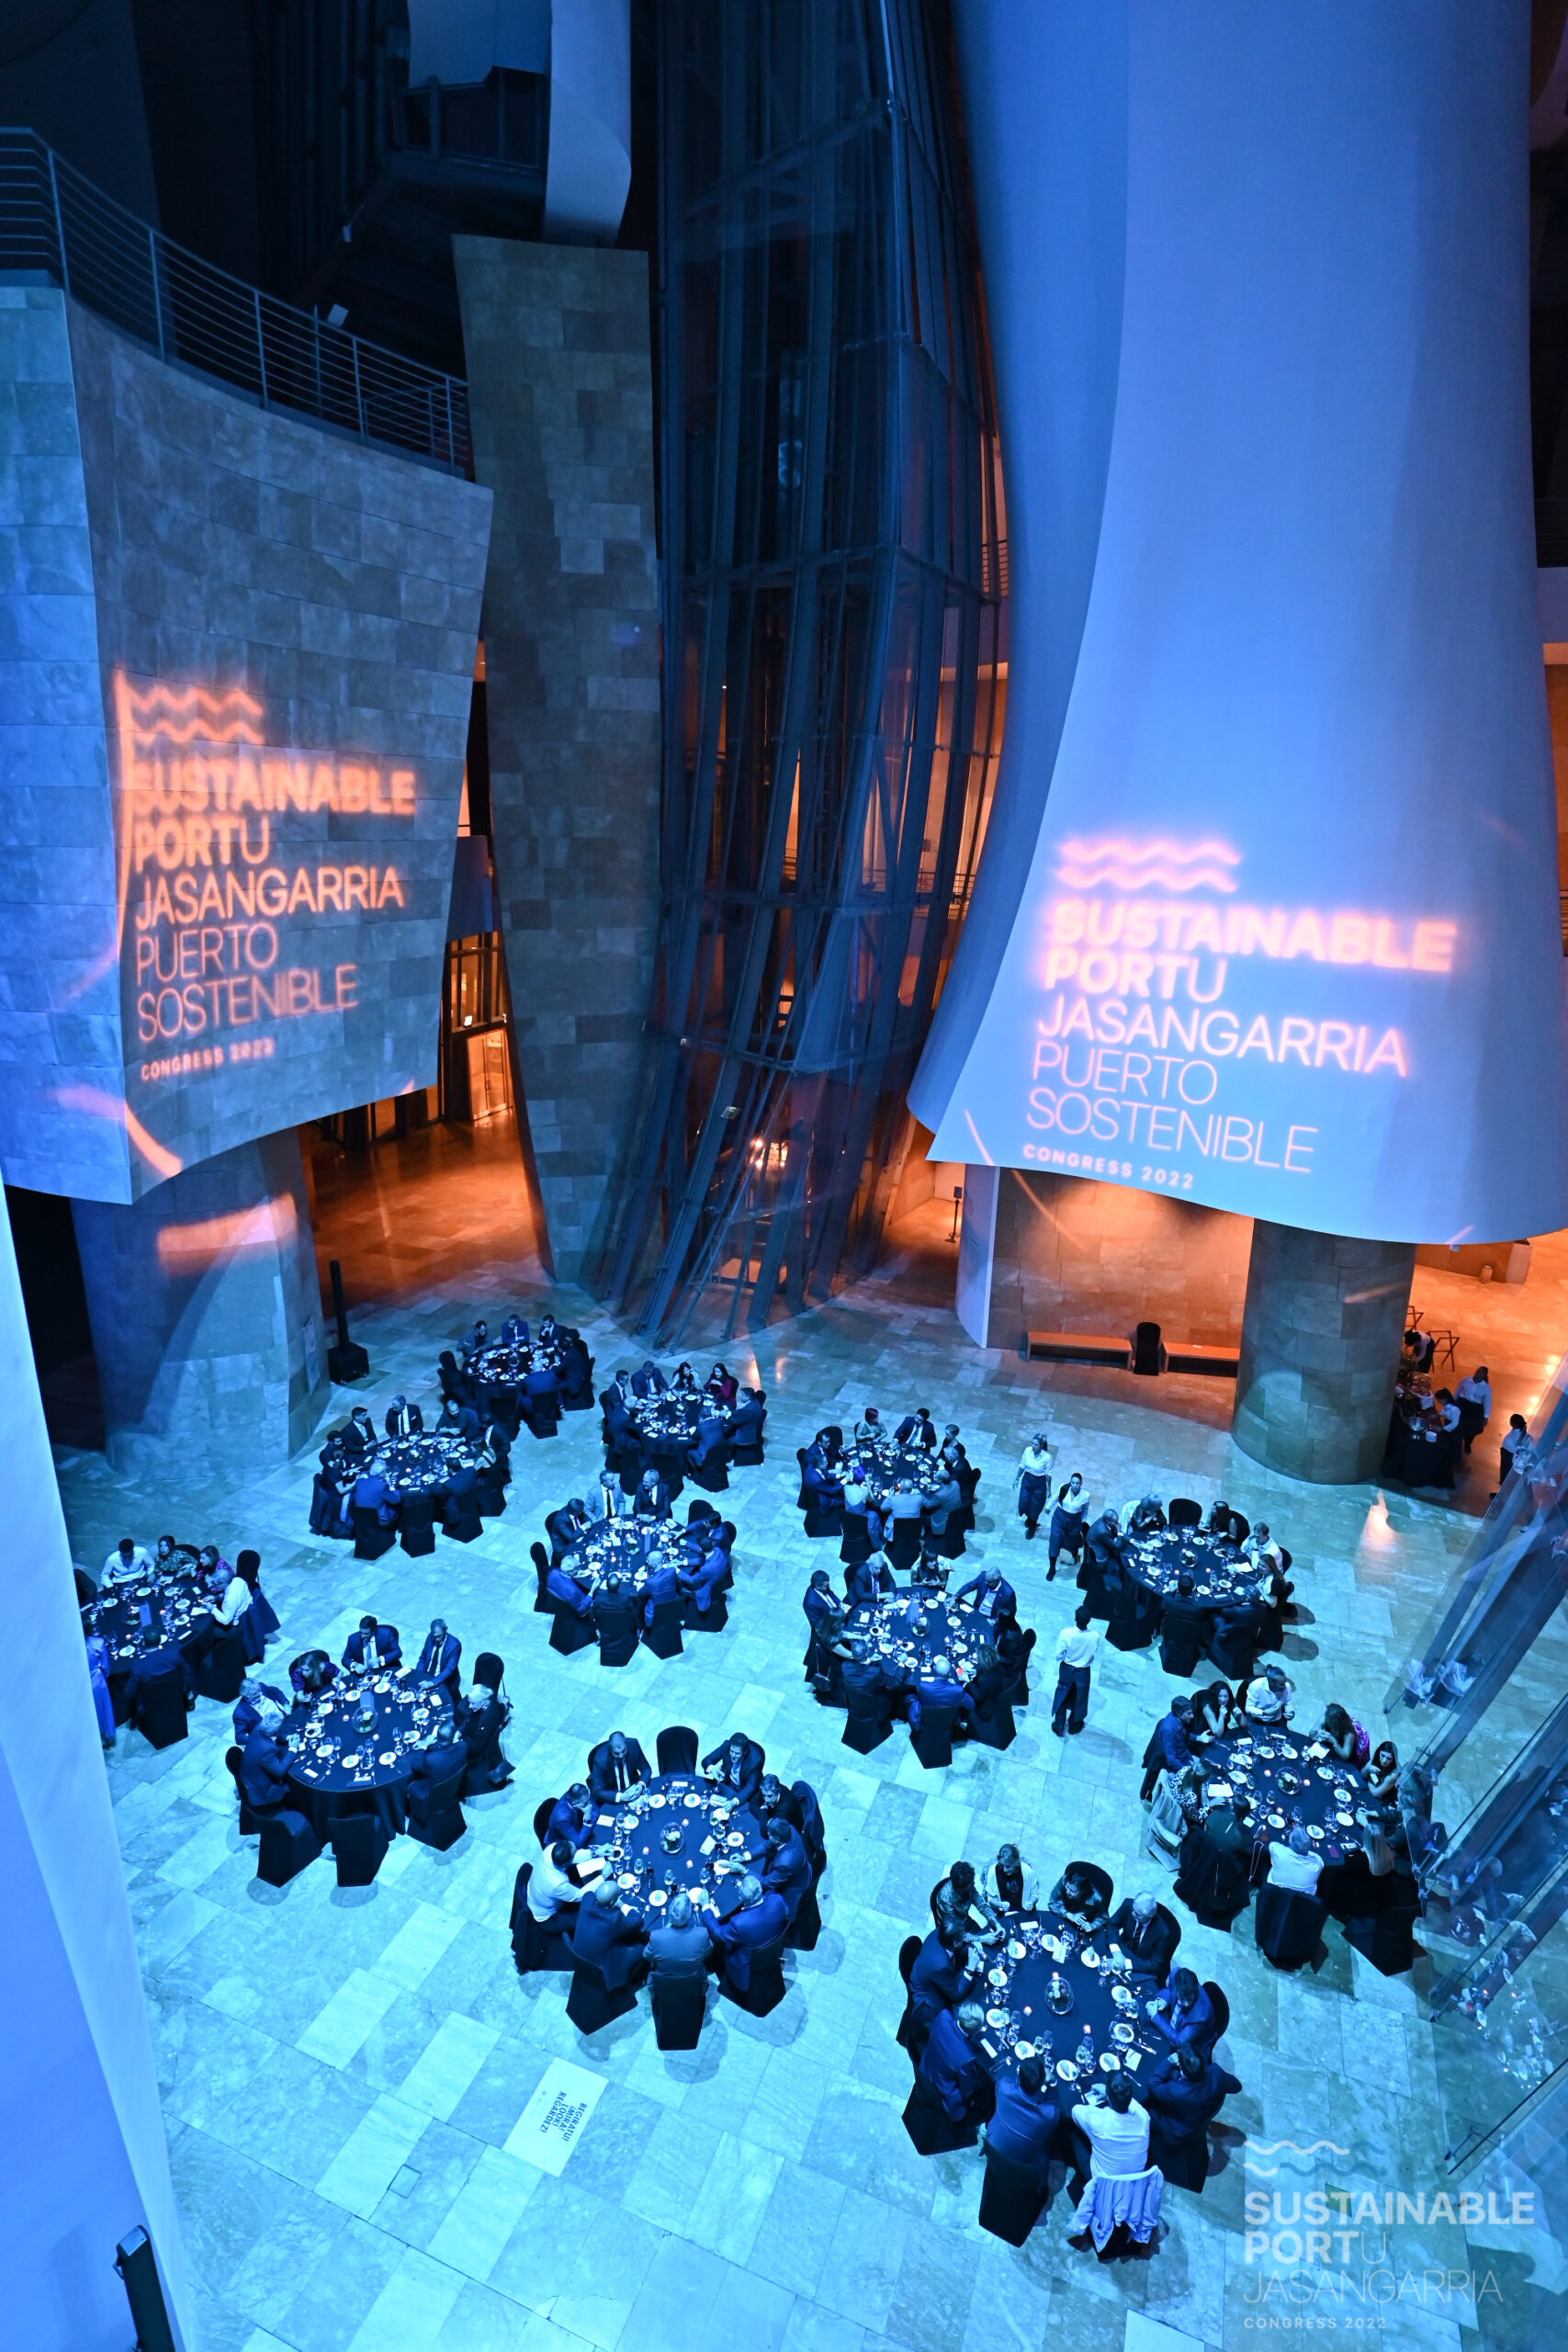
[582,1771,765,1926]
[285,1671,432,1834]
[569,1518,689,1600]
[356,1431,491,1506]
[976,1910,1166,2097]
[854,1432,947,1504]
[844,1590,998,1682]
[87,1551,214,1684]
[1198,1723,1370,1873]
[470,1339,565,1386]
[1122,1528,1258,1610]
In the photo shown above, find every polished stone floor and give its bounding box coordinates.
[55,1163,1491,2352]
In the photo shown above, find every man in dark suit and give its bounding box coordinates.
[840,1638,897,1709]
[602,1380,636,1453]
[895,1408,938,1452]
[634,1469,672,1521]
[547,1555,595,1618]
[729,1392,765,1449]
[985,2054,1058,2165]
[1143,2041,1242,2171]
[953,1566,1018,1622]
[238,1724,291,1815]
[1145,1966,1215,2052]
[570,1883,649,1987]
[688,1403,728,1468]
[1107,1892,1179,1987]
[592,1577,640,1664]
[353,1467,399,1527]
[920,1999,992,2121]
[632,1360,668,1399]
[803,1569,844,1679]
[413,1620,462,1704]
[407,1713,467,1795]
[127,1626,193,1707]
[1210,1585,1269,1682]
[457,1681,511,1789]
[589,1729,651,1803]
[1156,1570,1213,1676]
[547,1783,599,1854]
[906,1655,969,1732]
[522,1355,561,1423]
[385,1395,419,1437]
[648,1890,712,1978]
[642,1553,684,1625]
[442,1461,481,1527]
[677,1544,728,1618]
[502,1315,529,1345]
[702,1873,788,1993]
[342,1616,401,1674]
[232,1677,288,1745]
[905,1926,976,2057]
[761,1818,812,1922]
[703,1733,765,1804]
[1140,1697,1197,1799]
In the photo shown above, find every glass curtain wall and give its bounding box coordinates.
[596,0,1004,1341]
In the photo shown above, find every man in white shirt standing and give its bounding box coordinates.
[1266,1824,1323,1895]
[1052,1603,1099,1736]
[1244,1664,1294,1724]
[1071,2075,1150,2178]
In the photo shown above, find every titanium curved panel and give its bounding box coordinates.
[916,0,1568,1242]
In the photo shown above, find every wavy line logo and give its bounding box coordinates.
[1247,2137,1352,2176]
[1055,835,1242,893]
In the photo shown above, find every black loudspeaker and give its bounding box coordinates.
[327,1259,369,1383]
[115,2227,177,2352]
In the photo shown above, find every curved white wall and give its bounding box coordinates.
[914,0,1568,1244]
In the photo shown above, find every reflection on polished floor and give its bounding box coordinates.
[305,1114,541,1313]
[51,1174,1488,2352]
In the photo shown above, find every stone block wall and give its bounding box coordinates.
[454,236,660,1282]
[1234,1221,1415,1483]
[983,1166,1253,1353]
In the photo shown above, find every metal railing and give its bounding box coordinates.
[0,129,471,474]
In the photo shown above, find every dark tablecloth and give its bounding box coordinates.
[1122,1529,1254,1608]
[585,1772,764,1926]
[1199,1724,1369,1872]
[976,1909,1166,2094]
[570,1520,689,1600]
[286,1673,432,1833]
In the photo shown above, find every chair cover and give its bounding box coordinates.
[1070,2164,1164,2253]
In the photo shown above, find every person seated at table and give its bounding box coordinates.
[1363,1739,1400,1805]
[206,1556,252,1632]
[463,1319,491,1359]
[927,1467,965,1538]
[547,1783,599,1853]
[919,1996,993,2121]
[126,1625,192,1708]
[834,1635,895,1711]
[1051,1862,1111,1933]
[102,1534,153,1585]
[1069,2074,1149,2187]
[570,1880,649,1984]
[982,1843,1040,1917]
[964,1643,1013,1735]
[1204,1498,1238,1544]
[521,1351,561,1421]
[729,1389,766,1449]
[589,1729,651,1803]
[1143,2040,1242,2172]
[583,1470,626,1525]
[233,1677,288,1744]
[1013,1431,1053,1539]
[152,1533,185,1568]
[1106,1890,1179,1986]
[502,1314,528,1346]
[843,1551,891,1610]
[954,1565,1017,1622]
[885,1478,925,1531]
[703,1731,765,1805]
[237,1723,292,1815]
[987,2053,1059,2167]
[1195,1679,1238,1740]
[1245,1663,1294,1724]
[649,1889,712,1978]
[803,1567,845,1671]
[408,1706,467,1793]
[761,1816,812,1922]
[632,1360,668,1399]
[547,1552,595,1619]
[1267,1822,1324,1896]
[1139,1696,1197,1798]
[931,1859,994,1939]
[1319,1702,1369,1767]
[642,1549,686,1624]
[1157,1568,1214,1674]
[801,1448,844,1516]
[85,1625,115,1747]
[667,1360,696,1394]
[853,1403,884,1449]
[679,1535,731,1615]
[413,1620,462,1704]
[547,1498,592,1561]
[1174,1785,1255,1920]
[352,1463,399,1529]
[1086,1505,1124,1570]
[343,1405,378,1453]
[1145,1965,1214,2050]
[894,1407,939,1453]
[940,1422,967,1472]
[384,1394,419,1439]
[905,1653,970,1733]
[704,1871,788,1988]
[907,1925,978,2054]
[705,1362,739,1408]
[633,1467,672,1521]
[527,1838,583,1928]
[1127,1494,1167,1537]
[342,1616,401,1675]
[688,1399,729,1468]
[288,1648,337,1699]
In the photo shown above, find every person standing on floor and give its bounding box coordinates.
[1014,1432,1053,1540]
[1048,1471,1089,1582]
[1051,1604,1099,1736]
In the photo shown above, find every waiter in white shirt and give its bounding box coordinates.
[1051,1605,1099,1736]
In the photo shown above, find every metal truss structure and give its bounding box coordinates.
[597,0,1004,1342]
